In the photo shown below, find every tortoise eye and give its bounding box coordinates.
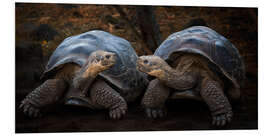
[143,60,148,64]
[105,55,111,59]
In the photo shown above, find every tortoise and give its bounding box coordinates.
[136,26,245,126]
[20,30,148,119]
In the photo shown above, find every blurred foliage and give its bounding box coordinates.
[15,3,257,85]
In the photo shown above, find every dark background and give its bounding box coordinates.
[15,3,258,132]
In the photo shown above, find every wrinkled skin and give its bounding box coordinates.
[137,54,233,126]
[73,50,116,97]
[20,50,128,119]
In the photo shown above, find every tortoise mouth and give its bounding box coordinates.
[136,61,151,73]
[101,60,116,67]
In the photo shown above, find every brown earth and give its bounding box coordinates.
[15,3,258,132]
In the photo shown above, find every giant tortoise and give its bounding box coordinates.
[20,30,148,119]
[136,26,245,126]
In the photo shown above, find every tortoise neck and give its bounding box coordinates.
[158,62,196,90]
[72,63,100,96]
[81,63,100,77]
[156,64,180,82]
[163,65,181,80]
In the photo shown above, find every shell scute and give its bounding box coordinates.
[155,26,245,89]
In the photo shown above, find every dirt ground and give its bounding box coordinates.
[15,73,257,133]
[15,3,258,133]
[15,85,257,132]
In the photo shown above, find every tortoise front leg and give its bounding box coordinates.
[20,79,67,118]
[141,78,170,118]
[90,80,127,119]
[200,77,233,126]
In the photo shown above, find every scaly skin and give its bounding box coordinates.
[20,63,79,118]
[73,50,116,97]
[20,79,67,118]
[200,77,233,126]
[137,54,233,126]
[158,63,197,90]
[137,55,198,91]
[141,78,170,118]
[20,50,116,118]
[90,79,127,119]
[72,63,99,97]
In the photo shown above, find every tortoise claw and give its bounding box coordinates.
[212,111,233,126]
[145,108,166,119]
[20,100,42,118]
[109,107,126,120]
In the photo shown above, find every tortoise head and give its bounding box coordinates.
[136,55,168,78]
[89,50,117,71]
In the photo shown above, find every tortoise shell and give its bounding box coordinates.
[154,26,245,89]
[42,30,146,93]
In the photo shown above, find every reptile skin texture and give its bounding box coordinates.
[141,79,170,118]
[90,80,127,119]
[161,56,199,90]
[20,79,67,118]
[200,77,233,126]
[71,62,97,97]
[73,73,95,97]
